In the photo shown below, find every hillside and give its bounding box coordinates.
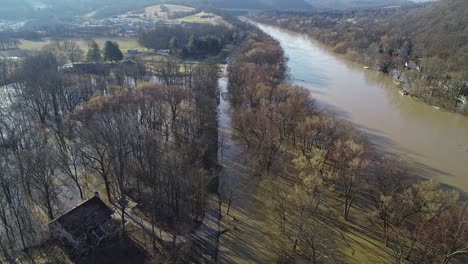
[200,0,311,9]
[3,0,416,20]
[0,0,166,20]
[305,0,415,9]
[251,0,468,111]
[0,0,312,21]
[393,0,468,79]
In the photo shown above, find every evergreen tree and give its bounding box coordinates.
[103,41,124,63]
[87,40,102,63]
[169,37,179,50]
[169,37,179,56]
[188,34,197,55]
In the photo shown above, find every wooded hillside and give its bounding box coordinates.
[200,0,311,9]
[305,0,414,9]
[252,0,468,112]
[393,0,468,80]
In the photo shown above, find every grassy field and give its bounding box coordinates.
[19,37,148,54]
[140,4,194,19]
[176,12,228,25]
[120,4,230,26]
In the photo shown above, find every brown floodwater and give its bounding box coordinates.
[254,22,468,193]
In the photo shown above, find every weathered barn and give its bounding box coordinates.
[49,193,116,250]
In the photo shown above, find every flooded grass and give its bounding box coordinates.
[217,138,394,263]
[217,76,396,263]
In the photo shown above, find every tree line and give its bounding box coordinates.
[0,37,220,262]
[0,58,18,86]
[228,20,468,264]
[38,39,125,65]
[138,23,238,58]
[0,39,20,51]
[252,0,468,113]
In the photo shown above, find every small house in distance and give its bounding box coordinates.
[58,63,113,75]
[405,61,420,71]
[127,49,139,55]
[49,193,116,250]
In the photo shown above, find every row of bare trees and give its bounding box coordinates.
[0,43,220,261]
[0,39,20,50]
[228,26,467,263]
[0,58,18,86]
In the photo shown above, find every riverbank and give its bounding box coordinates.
[221,17,467,263]
[217,77,279,263]
[249,14,468,116]
[217,68,396,264]
[251,21,468,194]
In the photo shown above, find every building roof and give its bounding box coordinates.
[50,196,114,238]
[406,61,419,70]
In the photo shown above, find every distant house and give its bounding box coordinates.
[127,49,139,55]
[49,193,116,250]
[58,63,112,75]
[458,95,467,105]
[156,49,170,55]
[405,61,420,71]
[0,56,20,60]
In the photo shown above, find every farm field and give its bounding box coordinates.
[175,11,228,25]
[19,37,146,54]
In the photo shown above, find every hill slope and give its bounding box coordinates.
[252,0,468,110]
[200,0,312,9]
[305,0,414,9]
[0,0,312,21]
[393,0,468,79]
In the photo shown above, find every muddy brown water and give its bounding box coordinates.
[253,22,468,193]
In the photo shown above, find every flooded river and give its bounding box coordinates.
[254,22,468,193]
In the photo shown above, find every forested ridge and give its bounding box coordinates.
[252,0,468,113]
[199,0,311,9]
[0,0,309,21]
[304,0,414,9]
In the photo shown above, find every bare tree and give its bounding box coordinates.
[220,183,238,217]
[55,140,84,200]
[427,202,468,264]
[15,52,60,124]
[367,156,410,246]
[75,94,136,230]
[0,58,18,86]
[234,106,284,171]
[272,173,332,263]
[329,139,369,220]
[404,180,459,261]
[25,131,59,221]
[149,58,183,86]
[60,40,84,64]
[79,124,114,205]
